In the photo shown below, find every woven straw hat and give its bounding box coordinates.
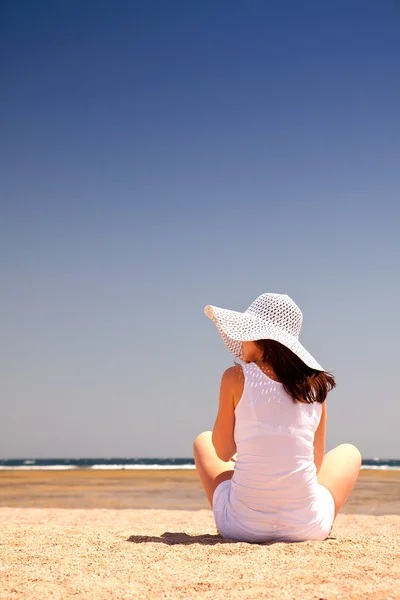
[204,293,323,371]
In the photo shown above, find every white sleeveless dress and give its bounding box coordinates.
[213,362,335,542]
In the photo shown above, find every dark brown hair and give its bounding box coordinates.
[254,339,336,404]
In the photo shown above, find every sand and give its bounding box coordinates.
[1,468,400,513]
[1,469,399,598]
[1,508,399,599]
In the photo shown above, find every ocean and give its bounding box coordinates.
[0,458,399,470]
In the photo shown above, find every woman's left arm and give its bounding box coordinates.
[211,367,238,462]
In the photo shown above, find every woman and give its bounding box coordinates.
[194,293,361,542]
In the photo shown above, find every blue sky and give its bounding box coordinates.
[1,1,399,458]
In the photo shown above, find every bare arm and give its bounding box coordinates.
[314,401,327,475]
[211,367,237,462]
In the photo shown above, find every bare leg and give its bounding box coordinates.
[317,443,362,518]
[193,431,235,507]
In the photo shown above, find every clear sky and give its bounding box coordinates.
[1,1,399,459]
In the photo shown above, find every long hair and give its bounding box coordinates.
[254,339,336,404]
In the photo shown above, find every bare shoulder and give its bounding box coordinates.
[222,365,244,384]
[221,365,245,407]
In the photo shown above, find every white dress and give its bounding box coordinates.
[213,362,335,542]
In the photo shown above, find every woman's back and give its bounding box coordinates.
[226,362,326,536]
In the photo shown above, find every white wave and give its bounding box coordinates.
[1,464,398,471]
[89,464,196,470]
[0,464,196,471]
[360,465,399,471]
[0,465,78,470]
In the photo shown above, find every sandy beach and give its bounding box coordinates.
[1,470,399,599]
[1,508,399,599]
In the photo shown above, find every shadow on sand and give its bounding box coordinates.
[127,532,235,545]
[127,532,337,545]
[127,531,336,546]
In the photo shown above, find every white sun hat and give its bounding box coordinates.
[204,293,323,371]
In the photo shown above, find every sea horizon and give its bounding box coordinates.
[1,457,399,471]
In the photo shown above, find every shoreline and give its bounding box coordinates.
[1,465,399,471]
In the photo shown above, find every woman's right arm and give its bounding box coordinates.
[314,402,327,475]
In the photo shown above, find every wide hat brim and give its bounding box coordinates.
[204,305,323,371]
